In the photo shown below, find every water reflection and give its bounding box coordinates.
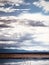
[0,59,49,65]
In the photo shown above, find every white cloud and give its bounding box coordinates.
[0,12,49,26]
[33,0,49,13]
[0,16,17,20]
[0,7,17,12]
[0,3,5,6]
[0,21,49,51]
[0,0,23,3]
[0,0,25,12]
[8,0,23,3]
[17,12,49,26]
[0,0,24,6]
[0,12,49,21]
[19,46,49,51]
[0,12,49,51]
[0,7,29,13]
[8,0,24,7]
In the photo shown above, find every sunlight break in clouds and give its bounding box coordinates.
[33,0,49,13]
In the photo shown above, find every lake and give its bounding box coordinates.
[0,59,49,65]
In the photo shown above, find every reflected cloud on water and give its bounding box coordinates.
[0,59,49,65]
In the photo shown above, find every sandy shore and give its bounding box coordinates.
[0,53,49,59]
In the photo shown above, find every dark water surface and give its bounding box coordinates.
[0,59,49,65]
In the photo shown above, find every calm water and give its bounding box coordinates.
[0,59,49,65]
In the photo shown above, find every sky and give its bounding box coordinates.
[0,0,49,52]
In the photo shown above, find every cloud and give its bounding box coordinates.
[8,0,23,3]
[0,0,24,6]
[0,12,49,20]
[17,12,49,26]
[0,7,30,13]
[0,0,30,13]
[0,7,17,13]
[0,11,49,52]
[0,0,25,13]
[0,3,5,6]
[18,12,49,21]
[33,0,49,13]
[0,17,49,51]
[0,0,23,3]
